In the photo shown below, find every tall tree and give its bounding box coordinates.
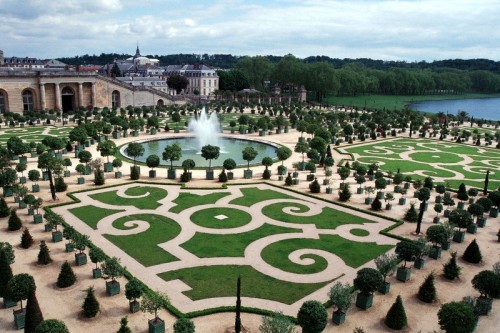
[25,288,44,333]
[235,276,242,333]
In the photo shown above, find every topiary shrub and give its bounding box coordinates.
[384,295,408,330]
[438,301,476,333]
[262,168,271,180]
[418,273,436,303]
[82,286,99,318]
[218,169,228,183]
[0,197,10,217]
[285,173,293,186]
[297,300,327,333]
[354,268,383,295]
[404,202,418,222]
[443,252,461,280]
[25,288,44,333]
[463,239,482,264]
[21,228,34,249]
[54,177,67,192]
[8,209,22,231]
[309,178,321,193]
[37,240,52,265]
[338,183,351,202]
[371,196,382,211]
[130,166,140,180]
[94,171,105,186]
[56,261,76,288]
[35,319,70,333]
[173,317,196,333]
[472,270,500,299]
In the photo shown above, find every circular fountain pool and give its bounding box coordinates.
[120,137,279,168]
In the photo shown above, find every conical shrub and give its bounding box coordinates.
[0,197,10,217]
[418,273,436,303]
[82,286,99,318]
[25,288,44,333]
[56,261,76,288]
[8,209,22,231]
[21,228,34,249]
[116,316,131,333]
[463,239,482,264]
[384,295,408,330]
[37,241,52,265]
[443,252,461,280]
[404,203,418,222]
[0,250,13,298]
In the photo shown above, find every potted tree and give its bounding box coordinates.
[395,240,420,282]
[146,155,160,178]
[75,164,85,184]
[102,257,124,296]
[125,278,143,313]
[242,146,258,179]
[23,194,36,215]
[71,233,89,266]
[113,158,123,178]
[201,145,220,180]
[434,203,443,223]
[413,237,430,269]
[125,142,145,179]
[384,193,395,210]
[468,203,485,229]
[7,273,35,329]
[355,174,366,194]
[0,243,16,308]
[467,188,479,204]
[89,247,106,279]
[488,190,499,217]
[16,162,27,184]
[471,270,499,315]
[223,158,236,180]
[375,177,387,199]
[426,224,448,259]
[364,186,375,205]
[45,211,63,243]
[275,146,292,177]
[62,158,72,177]
[62,225,76,252]
[374,253,398,294]
[97,140,117,172]
[328,282,354,325]
[449,209,473,243]
[262,156,273,180]
[162,143,182,179]
[141,291,169,333]
[353,268,383,310]
[435,183,446,203]
[1,167,18,197]
[32,197,43,224]
[78,150,92,175]
[28,169,40,193]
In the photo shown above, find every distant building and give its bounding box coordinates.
[0,49,67,69]
[164,64,219,97]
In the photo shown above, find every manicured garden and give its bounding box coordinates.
[341,138,500,189]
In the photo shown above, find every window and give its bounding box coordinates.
[0,91,6,113]
[112,90,121,108]
[22,90,34,111]
[209,80,211,87]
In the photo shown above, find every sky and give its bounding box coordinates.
[1,0,500,62]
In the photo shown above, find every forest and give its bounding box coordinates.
[57,53,500,101]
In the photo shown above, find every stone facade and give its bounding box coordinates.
[0,70,185,114]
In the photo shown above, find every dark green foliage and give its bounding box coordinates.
[54,177,67,192]
[0,249,13,298]
[449,209,473,230]
[180,171,190,183]
[218,169,228,182]
[82,286,99,318]
[130,166,140,180]
[56,261,76,288]
[395,240,420,268]
[384,295,407,330]
[235,277,241,333]
[8,209,22,231]
[21,228,34,249]
[487,190,500,208]
[0,197,10,217]
[418,273,437,303]
[124,278,143,301]
[463,239,482,264]
[443,252,461,280]
[7,273,36,309]
[117,317,132,333]
[426,225,447,246]
[353,268,383,295]
[173,318,196,333]
[338,183,351,202]
[404,202,418,222]
[25,289,44,333]
[424,176,434,190]
[472,270,500,299]
[285,173,293,186]
[94,171,105,185]
[476,197,493,212]
[438,302,477,333]
[35,319,70,333]
[297,300,327,333]
[309,178,321,193]
[37,241,52,265]
[262,168,271,180]
[371,196,382,211]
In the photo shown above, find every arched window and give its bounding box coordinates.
[157,99,164,106]
[0,90,6,113]
[22,90,34,112]
[111,90,120,109]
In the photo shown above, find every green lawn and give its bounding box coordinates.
[350,228,370,237]
[69,205,124,229]
[104,214,180,266]
[230,187,295,206]
[343,138,500,190]
[190,207,252,229]
[261,235,392,273]
[169,192,230,213]
[90,186,168,209]
[325,93,500,111]
[158,265,335,305]
[261,202,371,229]
[181,223,299,258]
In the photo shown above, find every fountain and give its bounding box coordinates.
[187,108,221,151]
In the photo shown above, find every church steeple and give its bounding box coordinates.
[134,42,141,58]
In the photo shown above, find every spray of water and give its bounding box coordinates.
[187,107,221,151]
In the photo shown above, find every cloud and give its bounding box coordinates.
[1,0,500,61]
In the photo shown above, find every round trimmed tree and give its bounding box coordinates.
[297,300,327,333]
[35,319,70,333]
[438,302,476,333]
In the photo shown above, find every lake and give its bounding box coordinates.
[410,97,500,121]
